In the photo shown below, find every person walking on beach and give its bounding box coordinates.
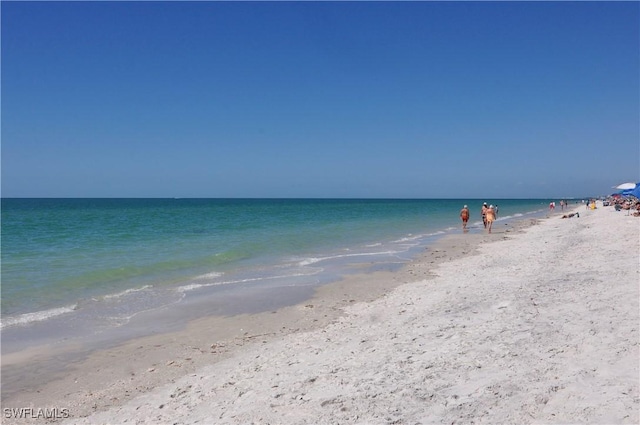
[460,205,470,230]
[481,203,488,228]
[486,204,496,233]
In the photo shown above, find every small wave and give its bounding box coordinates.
[494,213,520,222]
[102,285,153,300]
[298,257,322,267]
[392,231,445,243]
[175,271,319,293]
[391,234,420,243]
[298,250,403,267]
[194,271,224,280]
[175,283,207,293]
[1,304,78,330]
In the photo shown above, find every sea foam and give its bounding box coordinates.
[0,304,78,330]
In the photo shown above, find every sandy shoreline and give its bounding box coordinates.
[2,217,506,420]
[3,205,638,424]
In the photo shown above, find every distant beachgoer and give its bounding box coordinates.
[486,205,496,233]
[481,203,488,228]
[494,204,499,218]
[460,205,470,230]
[561,212,579,219]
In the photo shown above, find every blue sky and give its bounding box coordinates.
[2,1,638,198]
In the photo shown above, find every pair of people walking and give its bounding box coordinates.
[459,202,496,233]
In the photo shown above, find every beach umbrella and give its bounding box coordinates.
[626,185,640,199]
[615,182,637,190]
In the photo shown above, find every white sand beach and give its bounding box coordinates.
[4,204,639,424]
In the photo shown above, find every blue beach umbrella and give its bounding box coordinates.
[624,185,640,199]
[618,182,640,197]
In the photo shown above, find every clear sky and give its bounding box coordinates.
[2,1,638,199]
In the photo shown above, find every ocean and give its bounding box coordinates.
[1,198,551,353]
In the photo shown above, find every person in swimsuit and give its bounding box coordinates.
[486,204,496,233]
[481,202,488,228]
[460,205,470,230]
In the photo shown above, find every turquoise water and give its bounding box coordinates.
[1,198,550,342]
